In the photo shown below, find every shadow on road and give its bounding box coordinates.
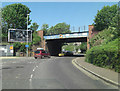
[53,54,85,57]
[64,54,85,57]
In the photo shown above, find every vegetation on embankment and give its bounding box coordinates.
[86,27,119,72]
[89,27,118,47]
[85,4,119,72]
[86,38,119,72]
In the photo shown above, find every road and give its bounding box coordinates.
[2,56,117,89]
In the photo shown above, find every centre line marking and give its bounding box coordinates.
[33,67,36,72]
[30,74,33,79]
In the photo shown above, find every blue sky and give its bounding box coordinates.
[2,2,118,32]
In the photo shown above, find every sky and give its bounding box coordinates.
[2,2,118,32]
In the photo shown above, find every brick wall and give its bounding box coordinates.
[87,25,99,50]
[38,30,44,41]
[37,30,46,49]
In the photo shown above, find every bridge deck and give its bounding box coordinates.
[44,32,88,40]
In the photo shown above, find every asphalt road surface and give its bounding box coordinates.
[1,56,117,89]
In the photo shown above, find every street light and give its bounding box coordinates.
[26,14,29,57]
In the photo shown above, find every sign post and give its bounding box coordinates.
[25,45,29,48]
[26,14,29,57]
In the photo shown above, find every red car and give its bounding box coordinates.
[34,50,50,59]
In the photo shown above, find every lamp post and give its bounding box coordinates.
[26,14,29,57]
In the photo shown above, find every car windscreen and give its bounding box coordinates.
[35,51,40,54]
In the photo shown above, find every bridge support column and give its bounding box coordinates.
[87,37,90,50]
[87,25,100,50]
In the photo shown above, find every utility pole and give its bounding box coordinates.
[73,26,75,32]
[84,25,85,32]
[26,14,29,57]
[78,27,80,32]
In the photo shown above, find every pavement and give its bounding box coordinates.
[72,57,120,87]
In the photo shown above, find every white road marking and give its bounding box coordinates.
[33,67,36,72]
[30,74,33,78]
[16,76,19,78]
[29,74,33,82]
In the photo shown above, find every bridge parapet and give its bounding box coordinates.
[44,31,88,40]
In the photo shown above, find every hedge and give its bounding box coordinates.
[85,38,120,72]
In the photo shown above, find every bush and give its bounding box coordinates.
[89,27,118,47]
[86,38,120,72]
[79,42,87,53]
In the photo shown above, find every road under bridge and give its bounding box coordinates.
[44,32,88,56]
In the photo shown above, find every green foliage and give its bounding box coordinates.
[86,38,119,72]
[79,42,87,53]
[47,22,71,35]
[2,20,8,42]
[62,43,74,51]
[86,4,119,72]
[41,24,49,36]
[89,27,118,47]
[110,11,119,28]
[19,43,26,52]
[94,4,118,31]
[13,42,26,53]
[29,22,41,45]
[2,3,31,42]
[30,22,39,32]
[32,31,41,45]
[2,3,31,29]
[13,42,21,51]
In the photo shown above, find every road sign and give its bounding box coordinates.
[10,46,13,50]
[25,45,29,48]
[8,29,32,42]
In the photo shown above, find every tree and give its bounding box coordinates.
[41,24,49,36]
[29,22,41,45]
[93,4,118,31]
[30,22,39,33]
[2,3,31,29]
[110,8,120,31]
[47,26,55,35]
[47,22,71,35]
[2,3,31,42]
[1,21,8,42]
[32,31,41,45]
